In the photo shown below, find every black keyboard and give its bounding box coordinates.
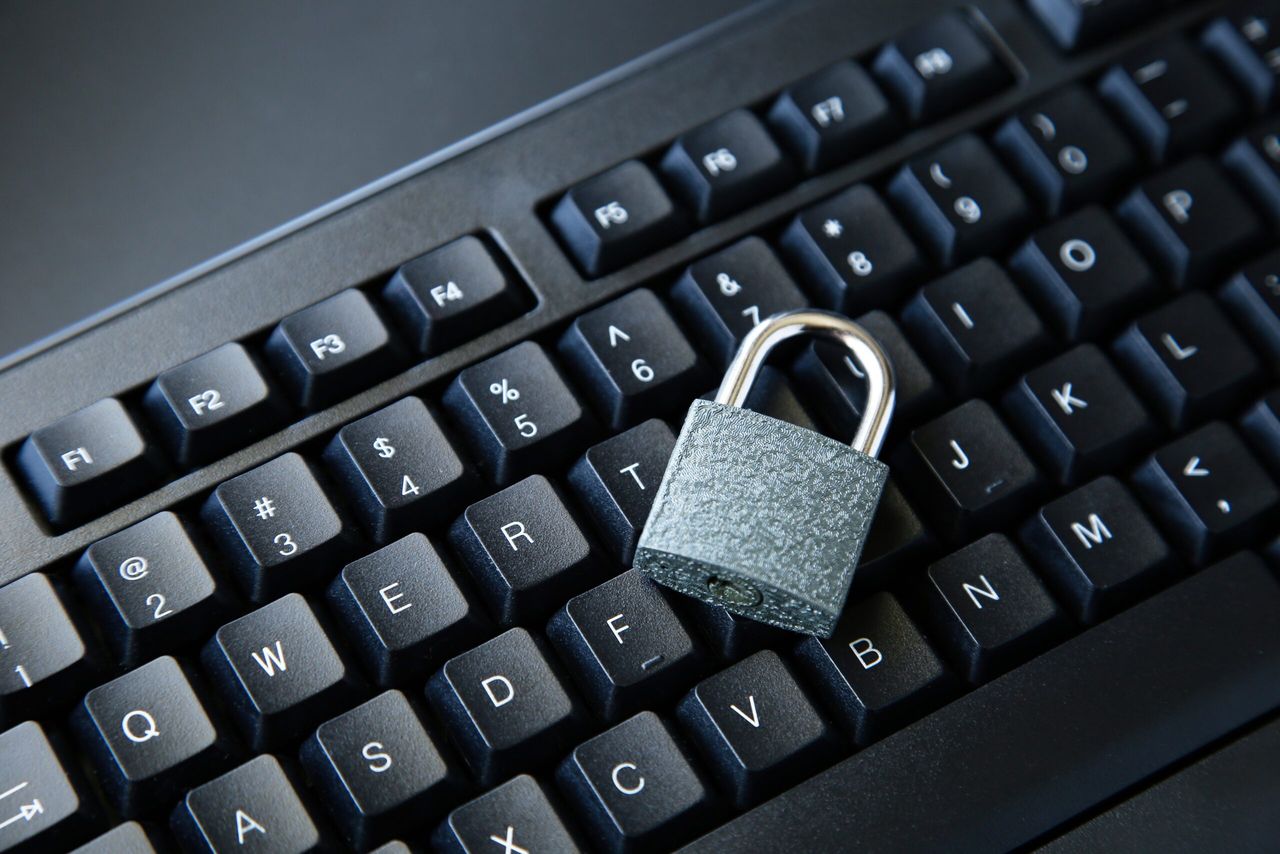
[3,0,1280,851]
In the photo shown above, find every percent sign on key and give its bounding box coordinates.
[489,379,520,404]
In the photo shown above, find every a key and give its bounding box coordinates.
[902,258,1051,396]
[1020,476,1178,623]
[171,755,323,853]
[201,592,359,750]
[0,722,91,853]
[70,822,162,854]
[558,288,705,429]
[426,628,585,786]
[1028,0,1157,52]
[324,396,475,543]
[778,184,926,314]
[1203,6,1280,111]
[0,574,90,724]
[201,452,353,603]
[443,341,593,485]
[872,11,1010,123]
[1113,291,1263,430]
[557,711,717,852]
[1225,118,1280,222]
[328,534,485,687]
[794,592,953,746]
[1099,37,1244,162]
[72,656,226,817]
[300,690,459,850]
[660,108,792,223]
[548,570,706,721]
[677,650,838,808]
[449,475,599,626]
[767,60,897,172]
[433,775,584,854]
[1241,390,1280,475]
[16,398,160,528]
[1133,421,1280,564]
[552,160,685,277]
[382,235,527,356]
[1220,247,1280,363]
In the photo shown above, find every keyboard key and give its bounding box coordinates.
[994,86,1138,215]
[923,534,1068,683]
[328,534,485,687]
[17,398,159,528]
[1028,0,1156,52]
[426,628,585,786]
[1223,119,1280,223]
[854,479,936,588]
[677,650,838,808]
[660,108,792,223]
[552,161,685,277]
[0,573,89,724]
[443,341,593,485]
[1113,292,1263,430]
[70,822,161,854]
[778,184,926,314]
[1241,390,1280,474]
[202,592,359,750]
[888,134,1034,267]
[382,235,527,356]
[1099,38,1244,162]
[677,599,793,662]
[143,343,286,468]
[324,396,475,543]
[766,60,897,172]
[433,775,584,854]
[0,722,90,853]
[1219,247,1280,362]
[172,755,322,854]
[557,711,716,852]
[872,11,1010,123]
[1202,7,1280,111]
[558,289,705,429]
[794,592,953,746]
[1133,421,1280,563]
[1020,476,1178,623]
[201,453,353,603]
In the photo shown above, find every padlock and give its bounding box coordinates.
[633,309,894,638]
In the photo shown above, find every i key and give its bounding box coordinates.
[0,574,90,724]
[172,755,323,854]
[434,775,584,854]
[0,722,91,852]
[767,60,898,173]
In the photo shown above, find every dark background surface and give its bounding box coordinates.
[0,0,755,360]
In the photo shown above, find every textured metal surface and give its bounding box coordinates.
[634,399,888,636]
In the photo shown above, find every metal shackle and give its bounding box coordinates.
[715,309,896,457]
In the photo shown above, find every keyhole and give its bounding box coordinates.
[706,575,762,608]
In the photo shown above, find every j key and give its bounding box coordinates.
[201,452,353,603]
[172,755,322,854]
[1009,206,1158,341]
[902,258,1051,396]
[382,235,526,356]
[202,592,359,750]
[265,289,400,408]
[559,288,705,429]
[143,343,286,468]
[72,656,226,817]
[16,398,159,528]
[443,341,593,485]
[1133,421,1280,564]
[888,134,1034,267]
[0,722,90,853]
[794,592,952,746]
[1004,344,1157,484]
[548,570,706,721]
[1117,157,1264,289]
[426,628,585,786]
[1028,0,1157,52]
[70,822,162,854]
[552,160,685,277]
[1021,476,1178,624]
[1203,6,1280,111]
[74,512,227,665]
[568,420,676,564]
[433,775,584,854]
[557,711,716,853]
[767,60,897,173]
[1241,391,1280,474]
[1220,248,1280,363]
[328,534,485,687]
[1099,38,1243,162]
[872,11,1010,123]
[301,690,459,849]
[778,184,926,314]
[897,400,1044,542]
[1224,119,1280,223]
[324,396,474,543]
[1114,292,1263,430]
[660,108,792,223]
[923,534,1068,684]
[449,475,599,626]
[995,86,1138,215]
[677,650,837,809]
[670,237,808,367]
[0,573,89,724]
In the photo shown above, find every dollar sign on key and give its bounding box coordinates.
[373,437,395,459]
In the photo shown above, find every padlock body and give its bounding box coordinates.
[634,398,888,637]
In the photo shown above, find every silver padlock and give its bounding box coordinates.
[633,309,894,638]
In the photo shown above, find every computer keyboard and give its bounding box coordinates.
[2,0,1280,850]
